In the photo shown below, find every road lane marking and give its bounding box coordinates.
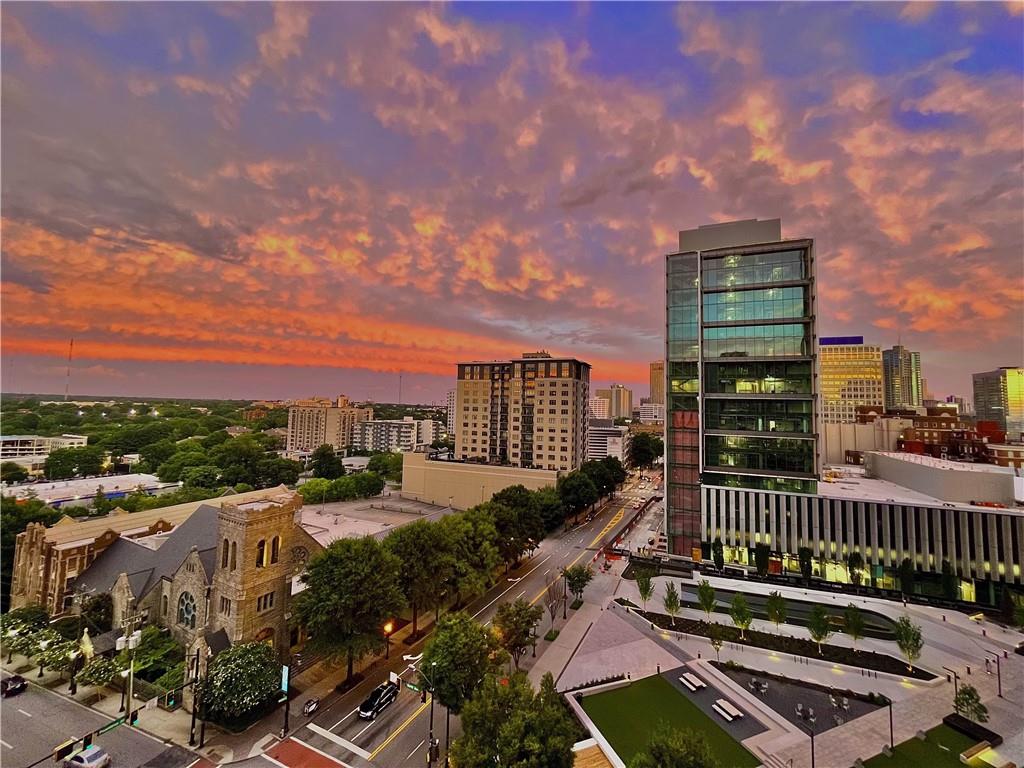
[515,589,526,599]
[258,754,289,768]
[368,698,430,760]
[331,708,358,730]
[471,555,550,619]
[354,717,378,739]
[306,722,372,760]
[291,736,355,767]
[407,739,425,761]
[17,709,32,717]
[0,739,11,749]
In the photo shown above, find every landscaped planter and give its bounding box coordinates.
[942,713,1002,747]
[617,599,936,681]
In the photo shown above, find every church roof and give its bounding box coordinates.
[75,504,222,599]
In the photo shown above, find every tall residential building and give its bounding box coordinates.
[587,419,631,463]
[285,395,373,452]
[454,352,590,471]
[882,345,923,410]
[666,218,818,557]
[649,361,665,405]
[353,418,440,453]
[973,367,1024,440]
[595,384,633,420]
[588,396,610,419]
[819,337,884,424]
[445,390,457,434]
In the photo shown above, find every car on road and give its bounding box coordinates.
[358,681,400,719]
[64,746,112,768]
[1,675,28,697]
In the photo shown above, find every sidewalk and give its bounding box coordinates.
[528,602,603,689]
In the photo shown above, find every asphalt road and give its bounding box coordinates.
[288,476,657,768]
[0,672,198,768]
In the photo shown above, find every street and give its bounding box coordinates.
[0,672,199,768]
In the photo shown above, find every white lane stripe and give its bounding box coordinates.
[515,589,526,599]
[306,722,372,760]
[407,738,425,760]
[0,740,11,749]
[291,736,355,767]
[471,554,551,619]
[258,754,289,768]
[354,717,377,739]
[331,708,358,730]
[17,709,32,717]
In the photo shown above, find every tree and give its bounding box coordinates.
[37,638,78,674]
[82,593,113,634]
[708,623,724,661]
[563,564,593,605]
[421,612,501,714]
[663,581,681,627]
[941,560,958,601]
[754,543,771,577]
[697,579,716,620]
[1,603,50,633]
[766,591,787,630]
[366,452,403,482]
[452,672,575,768]
[139,439,177,470]
[298,477,332,504]
[181,464,221,489]
[953,684,988,723]
[493,598,543,671]
[200,642,280,720]
[729,593,752,640]
[156,448,209,483]
[385,520,453,637]
[2,497,61,611]
[77,657,120,688]
[893,615,923,671]
[998,584,1016,623]
[293,536,406,684]
[711,538,724,571]
[439,506,501,606]
[310,444,345,479]
[844,603,865,651]
[580,460,615,498]
[600,456,627,488]
[807,605,832,654]
[44,446,105,480]
[544,573,562,631]
[847,551,865,587]
[635,568,655,612]
[557,472,598,524]
[627,433,660,475]
[533,487,565,531]
[629,724,720,768]
[798,547,814,583]
[1,462,28,483]
[487,499,543,570]
[898,558,916,597]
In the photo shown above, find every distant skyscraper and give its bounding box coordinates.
[588,396,610,419]
[973,367,1024,440]
[595,384,633,420]
[649,361,665,405]
[445,389,457,434]
[819,337,883,424]
[666,218,818,557]
[882,345,923,410]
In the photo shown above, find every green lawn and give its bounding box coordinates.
[864,725,980,768]
[580,675,759,767]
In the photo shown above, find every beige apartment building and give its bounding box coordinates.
[649,361,665,405]
[454,352,590,471]
[595,384,633,420]
[286,395,373,452]
[820,336,884,424]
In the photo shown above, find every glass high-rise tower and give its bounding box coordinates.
[665,219,819,558]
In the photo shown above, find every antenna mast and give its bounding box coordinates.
[64,338,74,402]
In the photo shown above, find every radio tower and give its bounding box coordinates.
[64,338,74,402]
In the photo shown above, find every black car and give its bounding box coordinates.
[358,681,399,719]
[2,675,28,697]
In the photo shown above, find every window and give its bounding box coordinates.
[256,539,266,568]
[271,536,281,564]
[162,595,168,617]
[221,540,229,569]
[256,590,275,612]
[230,541,237,571]
[220,597,231,615]
[178,592,197,629]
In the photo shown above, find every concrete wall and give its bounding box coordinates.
[865,452,1016,505]
[401,451,558,509]
[821,419,910,465]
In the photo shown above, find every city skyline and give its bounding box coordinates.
[2,3,1022,402]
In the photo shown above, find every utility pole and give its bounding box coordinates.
[64,338,74,402]
[188,647,201,746]
[116,603,143,718]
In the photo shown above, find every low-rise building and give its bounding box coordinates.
[400,450,558,510]
[987,444,1024,469]
[637,403,665,424]
[587,419,631,463]
[1,434,88,460]
[1,473,174,508]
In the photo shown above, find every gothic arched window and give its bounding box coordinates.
[230,541,237,571]
[270,536,280,564]
[177,592,196,629]
[256,539,266,568]
[221,539,229,569]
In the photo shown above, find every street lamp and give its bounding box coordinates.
[876,693,894,749]
[68,650,82,695]
[6,629,17,664]
[795,704,817,768]
[37,639,51,678]
[984,651,1002,698]
[118,668,130,712]
[383,621,394,660]
[416,661,440,768]
[942,666,960,698]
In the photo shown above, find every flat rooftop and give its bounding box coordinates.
[873,451,1017,475]
[297,497,454,548]
[2,473,165,501]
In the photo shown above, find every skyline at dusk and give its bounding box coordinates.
[2,2,1022,403]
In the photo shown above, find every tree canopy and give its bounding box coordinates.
[201,642,280,719]
[557,472,598,522]
[385,519,454,636]
[310,444,345,479]
[420,612,501,713]
[494,598,543,671]
[629,724,720,768]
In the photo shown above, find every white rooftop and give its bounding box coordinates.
[873,451,1016,475]
[2,473,165,501]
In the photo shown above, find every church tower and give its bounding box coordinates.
[210,492,301,655]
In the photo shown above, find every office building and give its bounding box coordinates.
[665,218,818,558]
[595,384,633,420]
[352,418,440,453]
[286,395,373,452]
[819,337,883,424]
[445,390,457,434]
[637,403,665,424]
[587,419,631,462]
[0,434,88,460]
[882,345,923,410]
[973,367,1024,441]
[454,352,590,471]
[588,396,610,419]
[401,450,558,510]
[649,361,665,405]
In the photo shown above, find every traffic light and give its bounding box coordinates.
[129,709,140,726]
[420,688,427,703]
[429,739,440,761]
[166,690,176,708]
[82,733,93,750]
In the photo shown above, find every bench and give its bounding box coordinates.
[712,703,734,722]
[679,676,698,692]
[682,672,706,690]
[715,698,744,719]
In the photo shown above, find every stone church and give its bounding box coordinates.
[74,490,320,657]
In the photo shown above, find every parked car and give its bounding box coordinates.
[358,681,399,720]
[64,746,112,768]
[1,675,28,697]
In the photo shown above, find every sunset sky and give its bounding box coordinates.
[2,2,1021,404]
